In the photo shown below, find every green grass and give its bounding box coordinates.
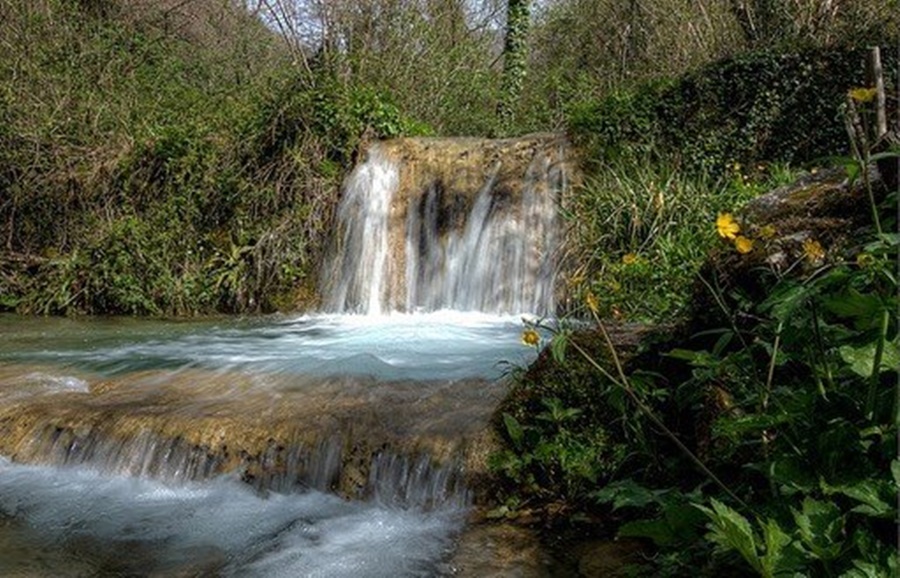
[562,160,799,323]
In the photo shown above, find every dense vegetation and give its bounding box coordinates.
[1,1,898,575]
[0,0,415,314]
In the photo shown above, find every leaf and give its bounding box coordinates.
[822,290,884,330]
[666,348,717,367]
[760,280,811,323]
[838,340,900,378]
[619,517,677,546]
[891,460,900,488]
[712,330,735,357]
[792,498,844,561]
[822,480,895,519]
[845,162,861,184]
[592,479,660,510]
[502,413,524,449]
[663,503,707,543]
[550,331,569,364]
[760,517,796,578]
[696,499,762,574]
[840,560,889,578]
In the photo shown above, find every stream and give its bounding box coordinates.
[0,312,540,576]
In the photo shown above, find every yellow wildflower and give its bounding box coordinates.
[716,213,740,239]
[622,253,638,265]
[521,329,541,347]
[759,225,776,240]
[802,239,825,263]
[734,236,754,254]
[585,292,600,315]
[848,87,877,103]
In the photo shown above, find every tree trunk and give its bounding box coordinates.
[497,0,529,135]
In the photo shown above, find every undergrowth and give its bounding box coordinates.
[493,84,899,576]
[561,160,798,323]
[0,0,419,315]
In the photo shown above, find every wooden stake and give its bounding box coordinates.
[869,46,888,139]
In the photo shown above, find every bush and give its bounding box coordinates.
[569,47,897,174]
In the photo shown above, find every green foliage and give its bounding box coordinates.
[0,0,428,315]
[490,394,627,507]
[496,132,898,574]
[569,48,896,175]
[563,160,776,322]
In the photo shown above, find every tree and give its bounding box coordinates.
[497,0,529,134]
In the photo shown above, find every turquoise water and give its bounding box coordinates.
[0,312,538,381]
[0,312,542,576]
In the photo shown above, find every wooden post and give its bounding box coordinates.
[869,47,888,139]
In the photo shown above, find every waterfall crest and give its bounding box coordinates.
[323,134,571,316]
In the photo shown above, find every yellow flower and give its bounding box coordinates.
[585,292,600,314]
[521,329,541,347]
[848,87,877,103]
[622,253,638,265]
[716,213,740,239]
[759,225,776,240]
[734,236,754,254]
[802,239,825,263]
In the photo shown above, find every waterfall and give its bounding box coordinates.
[324,135,570,316]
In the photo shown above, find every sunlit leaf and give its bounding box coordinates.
[838,340,900,378]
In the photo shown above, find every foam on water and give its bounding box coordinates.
[0,457,464,577]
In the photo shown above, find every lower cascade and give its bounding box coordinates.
[0,134,572,577]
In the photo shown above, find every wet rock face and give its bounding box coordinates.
[0,365,506,507]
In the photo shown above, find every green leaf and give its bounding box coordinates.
[792,498,844,561]
[761,281,810,323]
[822,480,895,519]
[697,499,762,574]
[550,331,569,364]
[840,560,890,578]
[666,348,717,367]
[760,517,796,578]
[838,340,900,378]
[592,479,660,510]
[712,330,735,357]
[822,290,884,330]
[502,413,524,449]
[619,517,677,546]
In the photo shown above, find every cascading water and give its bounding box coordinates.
[0,134,574,577]
[325,135,568,316]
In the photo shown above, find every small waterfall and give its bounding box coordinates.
[324,134,570,315]
[4,409,470,510]
[328,147,400,316]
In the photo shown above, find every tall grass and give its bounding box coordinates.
[561,161,793,322]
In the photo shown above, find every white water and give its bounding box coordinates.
[0,312,537,576]
[0,458,463,577]
[327,147,400,316]
[325,141,563,315]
